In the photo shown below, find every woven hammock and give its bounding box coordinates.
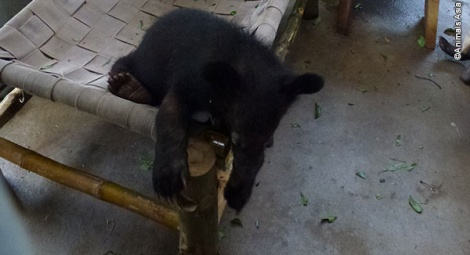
[0,0,291,140]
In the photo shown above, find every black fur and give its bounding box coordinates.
[111,9,324,211]
[439,36,470,61]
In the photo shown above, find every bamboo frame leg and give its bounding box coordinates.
[424,0,440,49]
[303,0,319,20]
[178,139,218,255]
[0,137,179,230]
[337,0,352,35]
[0,88,30,129]
[274,0,308,61]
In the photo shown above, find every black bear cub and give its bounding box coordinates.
[108,9,324,211]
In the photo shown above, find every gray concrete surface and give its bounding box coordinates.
[1,0,470,254]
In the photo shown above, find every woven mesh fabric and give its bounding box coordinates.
[0,0,289,139]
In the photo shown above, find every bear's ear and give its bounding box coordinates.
[203,62,240,92]
[281,73,324,96]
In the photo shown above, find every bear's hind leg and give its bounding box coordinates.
[108,71,154,105]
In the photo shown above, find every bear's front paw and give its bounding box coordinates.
[224,182,252,212]
[152,158,189,198]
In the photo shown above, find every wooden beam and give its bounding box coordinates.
[424,0,440,49]
[337,0,352,35]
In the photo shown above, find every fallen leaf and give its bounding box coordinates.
[409,196,423,213]
[383,162,417,173]
[421,106,430,112]
[138,154,153,171]
[291,123,301,128]
[230,218,243,228]
[356,172,366,179]
[39,63,57,70]
[314,103,321,119]
[313,17,322,26]
[230,11,237,16]
[384,37,390,43]
[381,54,388,61]
[218,227,226,240]
[354,3,362,10]
[102,57,112,67]
[417,35,425,48]
[300,192,308,206]
[321,216,337,223]
[138,20,144,30]
[356,88,368,93]
[444,28,456,36]
[375,193,383,200]
[396,135,401,146]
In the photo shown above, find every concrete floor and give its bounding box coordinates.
[1,0,470,254]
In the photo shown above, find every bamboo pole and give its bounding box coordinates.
[0,88,31,129]
[274,0,308,61]
[178,139,219,255]
[0,136,179,230]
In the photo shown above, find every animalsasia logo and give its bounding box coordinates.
[453,2,463,60]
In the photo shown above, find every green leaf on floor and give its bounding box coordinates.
[138,20,144,30]
[354,3,362,10]
[444,28,456,36]
[291,123,301,128]
[300,192,309,206]
[356,172,366,179]
[396,134,401,146]
[417,35,425,48]
[421,106,430,112]
[375,193,383,200]
[138,154,153,171]
[381,54,388,61]
[230,218,243,228]
[383,162,417,173]
[409,196,423,213]
[356,88,368,93]
[321,216,337,223]
[218,227,226,240]
[314,103,322,119]
[313,17,322,26]
[230,11,237,16]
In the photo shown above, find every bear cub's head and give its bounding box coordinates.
[204,62,324,211]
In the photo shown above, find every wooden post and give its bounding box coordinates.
[303,0,319,20]
[337,0,352,35]
[424,0,440,49]
[178,139,219,255]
